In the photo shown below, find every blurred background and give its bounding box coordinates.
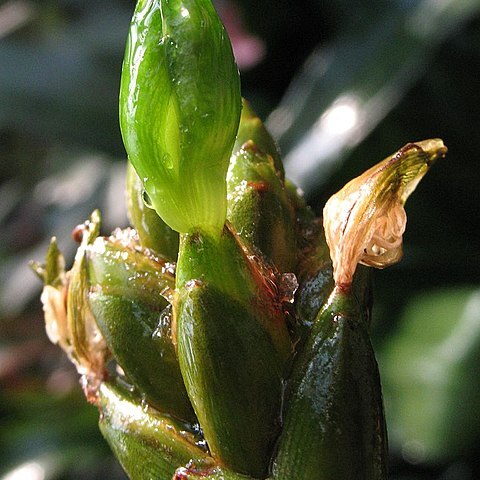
[1,0,479,478]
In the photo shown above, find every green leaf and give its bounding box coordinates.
[380,286,480,463]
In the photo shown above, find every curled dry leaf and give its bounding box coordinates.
[323,139,447,287]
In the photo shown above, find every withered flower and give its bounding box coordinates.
[323,139,447,288]
[34,212,108,402]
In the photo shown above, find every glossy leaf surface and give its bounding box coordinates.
[98,381,210,480]
[176,281,284,478]
[227,141,296,273]
[120,0,241,234]
[126,162,179,261]
[86,233,194,420]
[273,287,387,480]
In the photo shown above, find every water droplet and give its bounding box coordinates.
[332,314,343,324]
[141,397,149,413]
[279,273,299,304]
[162,153,174,170]
[167,38,177,50]
[162,261,176,277]
[115,365,136,393]
[152,304,173,340]
[142,190,153,208]
[196,439,208,450]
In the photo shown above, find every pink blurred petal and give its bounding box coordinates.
[216,0,266,70]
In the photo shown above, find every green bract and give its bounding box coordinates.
[98,381,210,480]
[273,286,388,480]
[233,99,284,178]
[175,225,291,477]
[120,0,241,235]
[227,139,297,273]
[86,233,195,421]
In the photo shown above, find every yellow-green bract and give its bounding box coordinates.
[120,0,241,235]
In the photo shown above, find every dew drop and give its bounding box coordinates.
[142,190,153,208]
[279,273,299,304]
[152,304,173,340]
[196,439,208,450]
[141,397,149,413]
[162,153,174,170]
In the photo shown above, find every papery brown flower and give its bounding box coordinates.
[323,139,447,287]
[38,213,109,402]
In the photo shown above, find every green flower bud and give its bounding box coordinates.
[272,287,388,480]
[176,225,292,358]
[98,381,211,480]
[120,0,241,235]
[176,282,284,477]
[227,140,297,273]
[175,225,292,477]
[126,162,179,261]
[233,99,284,178]
[86,231,194,421]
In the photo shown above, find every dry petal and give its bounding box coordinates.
[41,284,69,349]
[39,212,109,401]
[66,211,109,395]
[323,139,447,287]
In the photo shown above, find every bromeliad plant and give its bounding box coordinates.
[32,1,447,479]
